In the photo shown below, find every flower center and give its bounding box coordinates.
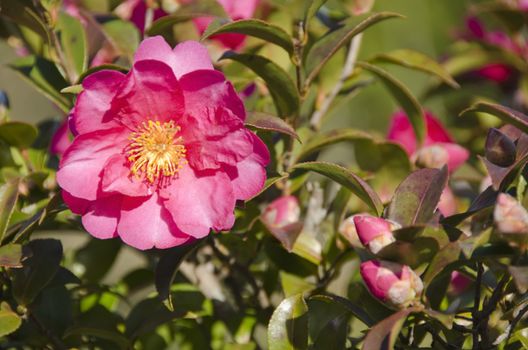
[127,120,187,183]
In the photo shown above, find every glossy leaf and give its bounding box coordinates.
[292,161,383,216]
[362,307,421,350]
[304,12,402,84]
[0,244,23,268]
[11,239,63,305]
[268,294,309,350]
[57,11,88,82]
[0,178,19,242]
[0,302,21,338]
[461,102,528,135]
[155,240,203,311]
[203,19,294,55]
[372,49,459,88]
[246,112,300,141]
[0,121,38,148]
[220,52,299,117]
[387,167,448,226]
[358,61,426,145]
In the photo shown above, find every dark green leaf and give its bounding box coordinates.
[309,294,373,326]
[460,102,528,135]
[0,0,49,42]
[220,52,299,117]
[268,294,309,350]
[74,238,121,283]
[377,237,439,268]
[358,61,425,144]
[246,112,300,141]
[423,242,461,286]
[0,178,19,242]
[442,186,498,227]
[11,239,63,305]
[292,161,383,215]
[0,302,21,337]
[57,11,87,82]
[155,240,202,311]
[308,296,350,350]
[304,12,402,84]
[0,121,38,148]
[203,19,294,55]
[362,307,421,350]
[0,244,23,268]
[372,49,459,88]
[64,327,131,349]
[387,167,448,226]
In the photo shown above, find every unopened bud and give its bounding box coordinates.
[414,143,469,172]
[353,215,398,254]
[261,196,302,251]
[494,193,528,234]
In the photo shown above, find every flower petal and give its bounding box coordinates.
[101,154,150,197]
[161,167,236,238]
[62,190,90,214]
[118,193,190,250]
[82,195,122,240]
[57,128,128,200]
[73,70,125,135]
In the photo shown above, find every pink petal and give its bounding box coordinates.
[161,167,236,238]
[82,195,122,239]
[57,128,128,201]
[62,190,90,214]
[353,215,393,246]
[218,0,260,19]
[438,187,457,217]
[118,193,190,250]
[179,69,245,121]
[112,60,185,128]
[438,143,470,172]
[50,121,72,156]
[101,154,150,197]
[73,70,125,135]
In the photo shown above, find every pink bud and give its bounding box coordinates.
[494,193,528,234]
[449,271,471,295]
[261,196,302,250]
[477,64,514,84]
[414,143,469,173]
[353,215,397,254]
[438,187,457,217]
[360,260,423,308]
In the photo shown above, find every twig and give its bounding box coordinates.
[309,34,363,130]
[472,262,483,349]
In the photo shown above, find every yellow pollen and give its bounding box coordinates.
[127,120,187,184]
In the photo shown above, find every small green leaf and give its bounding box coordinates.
[61,84,83,94]
[0,302,22,337]
[387,167,448,226]
[268,294,309,350]
[0,122,38,148]
[220,52,299,117]
[292,161,383,216]
[460,101,528,135]
[11,239,63,305]
[155,240,203,311]
[57,11,88,82]
[64,326,131,349]
[362,307,421,350]
[372,49,459,88]
[0,244,23,268]
[358,61,426,145]
[0,178,20,242]
[246,112,299,141]
[304,12,402,84]
[102,19,140,61]
[203,19,294,55]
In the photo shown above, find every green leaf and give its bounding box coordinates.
[246,112,299,141]
[0,0,49,42]
[11,239,63,305]
[376,237,440,268]
[358,61,425,145]
[102,19,140,61]
[460,101,528,135]
[423,242,461,286]
[57,11,88,82]
[387,167,448,226]
[203,19,294,55]
[292,161,383,216]
[268,294,309,350]
[372,49,459,88]
[0,178,20,242]
[64,326,131,349]
[362,307,421,350]
[9,56,70,113]
[309,294,374,326]
[304,12,402,84]
[303,0,328,27]
[247,173,289,201]
[61,84,83,94]
[307,295,351,350]
[74,238,121,283]
[155,240,203,311]
[0,122,38,148]
[220,52,299,117]
[0,244,23,268]
[280,272,315,298]
[0,302,21,337]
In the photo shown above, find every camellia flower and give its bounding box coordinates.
[353,215,398,254]
[261,195,302,251]
[360,260,423,308]
[50,120,72,156]
[57,36,270,250]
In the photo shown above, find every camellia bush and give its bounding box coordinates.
[2,0,528,348]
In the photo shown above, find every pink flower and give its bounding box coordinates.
[438,187,457,217]
[57,36,270,250]
[494,193,528,234]
[261,196,302,250]
[476,64,514,84]
[360,260,423,308]
[50,121,72,156]
[449,271,471,295]
[116,0,168,33]
[353,215,398,254]
[387,111,469,173]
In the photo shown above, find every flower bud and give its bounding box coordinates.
[494,193,528,234]
[414,143,469,172]
[261,196,302,250]
[448,271,471,295]
[360,260,423,308]
[353,215,398,254]
[438,187,456,217]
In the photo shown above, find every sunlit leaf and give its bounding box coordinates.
[0,244,23,268]
[57,11,87,82]
[0,121,38,148]
[362,307,421,350]
[246,112,300,141]
[268,294,309,350]
[461,102,528,135]
[0,178,19,242]
[0,302,21,337]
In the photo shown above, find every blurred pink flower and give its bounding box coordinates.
[353,215,397,254]
[261,195,302,250]
[57,36,269,250]
[50,121,72,156]
[494,193,528,234]
[476,64,515,84]
[438,187,457,217]
[449,271,471,295]
[360,260,423,308]
[115,0,168,33]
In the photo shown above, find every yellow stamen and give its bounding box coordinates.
[127,120,187,184]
